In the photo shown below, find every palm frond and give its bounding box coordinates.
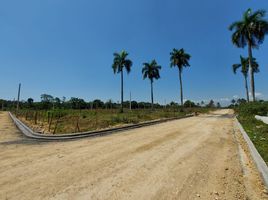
[229,8,268,49]
[112,51,132,74]
[232,64,241,74]
[142,60,161,81]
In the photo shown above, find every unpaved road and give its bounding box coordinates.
[0,110,267,200]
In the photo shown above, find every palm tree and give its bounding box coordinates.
[170,48,191,106]
[112,50,133,113]
[232,55,259,102]
[142,60,161,109]
[229,8,268,101]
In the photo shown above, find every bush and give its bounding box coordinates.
[237,102,268,116]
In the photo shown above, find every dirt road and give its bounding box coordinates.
[0,110,267,200]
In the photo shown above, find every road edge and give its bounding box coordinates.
[235,117,268,188]
[9,112,194,141]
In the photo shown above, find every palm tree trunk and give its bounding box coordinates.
[121,70,124,113]
[248,43,255,102]
[151,79,154,110]
[179,69,183,106]
[244,75,249,102]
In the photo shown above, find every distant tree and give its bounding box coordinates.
[69,97,86,109]
[93,99,104,109]
[27,98,34,108]
[229,8,268,101]
[184,100,196,108]
[112,50,133,113]
[131,101,138,109]
[201,101,205,107]
[216,102,221,108]
[40,94,54,109]
[0,99,4,110]
[232,55,259,102]
[231,99,236,105]
[170,48,191,106]
[207,100,215,108]
[142,59,161,109]
[105,99,113,109]
[54,97,61,109]
[237,98,247,105]
[169,101,178,108]
[41,94,53,102]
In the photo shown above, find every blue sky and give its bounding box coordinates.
[0,0,268,105]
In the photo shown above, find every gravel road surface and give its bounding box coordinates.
[0,110,267,200]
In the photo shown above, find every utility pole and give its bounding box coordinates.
[16,83,21,111]
[129,91,132,110]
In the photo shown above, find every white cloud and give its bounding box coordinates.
[256,92,263,97]
[249,92,263,97]
[233,95,239,99]
[219,98,230,102]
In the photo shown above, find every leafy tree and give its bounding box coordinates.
[130,101,138,109]
[105,99,113,109]
[27,98,34,108]
[170,48,191,106]
[232,55,259,102]
[69,97,86,109]
[54,97,61,109]
[92,99,104,109]
[40,94,54,109]
[216,102,221,108]
[207,100,215,108]
[237,98,247,105]
[184,100,195,108]
[229,8,268,101]
[142,59,161,109]
[41,94,53,102]
[112,50,133,112]
[169,101,179,107]
[231,99,236,105]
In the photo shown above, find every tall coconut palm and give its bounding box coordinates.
[232,55,259,102]
[229,8,268,101]
[170,48,191,106]
[112,50,133,113]
[142,60,161,109]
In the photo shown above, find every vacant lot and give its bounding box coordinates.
[14,108,208,134]
[0,110,267,200]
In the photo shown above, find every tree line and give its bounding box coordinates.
[0,95,221,111]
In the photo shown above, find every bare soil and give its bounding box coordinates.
[0,110,267,200]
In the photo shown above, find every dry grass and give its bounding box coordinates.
[14,108,211,134]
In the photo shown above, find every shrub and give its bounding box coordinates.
[237,102,268,116]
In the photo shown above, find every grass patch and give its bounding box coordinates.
[14,107,211,134]
[236,102,268,165]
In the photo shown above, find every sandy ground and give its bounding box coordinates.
[0,110,267,200]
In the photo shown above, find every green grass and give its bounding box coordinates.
[236,102,268,165]
[14,107,211,134]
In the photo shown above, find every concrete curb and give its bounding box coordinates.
[9,112,194,141]
[235,117,268,188]
[255,115,268,125]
